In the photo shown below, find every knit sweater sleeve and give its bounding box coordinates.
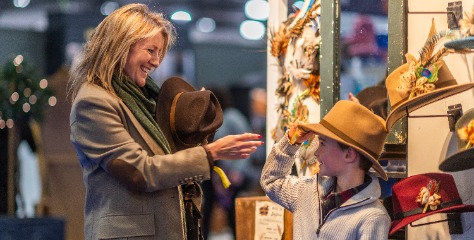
[260,135,312,212]
[357,207,391,240]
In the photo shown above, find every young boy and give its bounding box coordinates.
[261,100,390,239]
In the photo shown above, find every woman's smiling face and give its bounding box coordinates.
[124,34,164,87]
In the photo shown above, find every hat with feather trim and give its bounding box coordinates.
[389,172,474,236]
[155,76,223,153]
[385,59,474,131]
[385,20,474,131]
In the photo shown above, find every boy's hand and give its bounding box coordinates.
[288,121,315,144]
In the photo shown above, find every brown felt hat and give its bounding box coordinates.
[299,100,389,180]
[156,76,223,153]
[439,107,474,172]
[356,86,388,119]
[356,85,387,110]
[385,60,474,131]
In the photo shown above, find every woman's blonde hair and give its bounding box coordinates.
[68,3,176,100]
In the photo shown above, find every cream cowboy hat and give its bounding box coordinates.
[299,100,389,180]
[439,107,474,172]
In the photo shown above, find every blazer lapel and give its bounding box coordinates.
[119,101,164,155]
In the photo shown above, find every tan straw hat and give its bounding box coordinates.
[300,100,388,180]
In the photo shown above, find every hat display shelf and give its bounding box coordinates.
[379,143,407,179]
[401,104,464,234]
[384,4,474,237]
[380,0,409,183]
[406,104,463,132]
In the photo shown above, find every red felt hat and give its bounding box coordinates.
[389,172,474,235]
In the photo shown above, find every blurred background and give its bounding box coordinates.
[0,0,388,239]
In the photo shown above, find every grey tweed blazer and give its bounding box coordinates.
[70,83,211,239]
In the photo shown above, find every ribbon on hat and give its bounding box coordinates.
[393,198,463,220]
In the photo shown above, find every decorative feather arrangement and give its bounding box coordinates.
[459,5,474,37]
[396,19,455,99]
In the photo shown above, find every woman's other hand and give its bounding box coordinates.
[206,133,263,162]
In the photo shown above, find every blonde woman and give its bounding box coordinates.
[69,4,263,239]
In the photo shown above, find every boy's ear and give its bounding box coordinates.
[344,147,359,163]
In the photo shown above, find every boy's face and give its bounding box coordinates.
[314,135,347,177]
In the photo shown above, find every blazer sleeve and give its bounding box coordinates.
[260,135,313,211]
[70,88,211,192]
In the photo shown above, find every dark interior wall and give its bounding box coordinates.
[193,43,266,88]
[193,43,266,119]
[0,29,46,75]
[46,12,104,75]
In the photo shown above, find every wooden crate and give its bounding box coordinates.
[235,196,293,240]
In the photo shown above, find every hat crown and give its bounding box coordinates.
[392,173,461,217]
[173,91,222,144]
[386,61,457,111]
[321,100,387,160]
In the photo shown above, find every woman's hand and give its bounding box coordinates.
[205,133,263,162]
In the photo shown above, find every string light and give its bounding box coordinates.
[0,54,55,128]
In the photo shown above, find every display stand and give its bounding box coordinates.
[405,104,464,235]
[235,196,293,240]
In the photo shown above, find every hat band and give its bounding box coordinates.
[393,198,463,220]
[320,119,379,160]
[391,79,457,110]
[170,92,197,147]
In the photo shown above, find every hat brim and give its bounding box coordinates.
[299,122,388,181]
[444,37,474,50]
[389,204,474,235]
[355,86,387,109]
[386,83,474,130]
[439,148,474,172]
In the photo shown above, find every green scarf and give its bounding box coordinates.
[112,75,171,154]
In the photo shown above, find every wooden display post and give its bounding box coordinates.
[235,196,293,240]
